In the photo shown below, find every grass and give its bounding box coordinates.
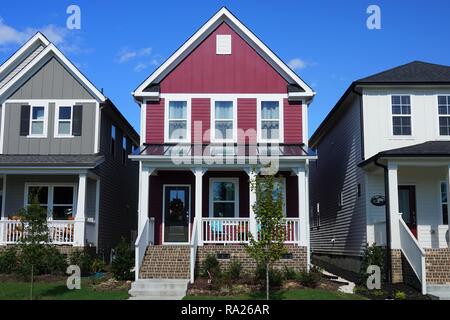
[183,288,367,300]
[0,278,129,300]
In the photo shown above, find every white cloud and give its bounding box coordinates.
[287,58,317,71]
[133,63,147,72]
[117,47,153,63]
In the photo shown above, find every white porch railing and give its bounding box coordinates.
[283,218,300,243]
[438,225,449,248]
[0,220,77,245]
[134,217,155,281]
[190,217,199,283]
[399,217,427,295]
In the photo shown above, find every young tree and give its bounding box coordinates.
[245,172,287,300]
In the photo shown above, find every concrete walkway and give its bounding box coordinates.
[128,279,189,300]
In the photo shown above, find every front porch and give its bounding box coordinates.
[0,171,99,247]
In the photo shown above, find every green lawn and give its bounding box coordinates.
[0,279,129,300]
[183,288,367,300]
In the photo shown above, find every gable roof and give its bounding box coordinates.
[310,60,450,147]
[0,32,106,103]
[132,7,314,99]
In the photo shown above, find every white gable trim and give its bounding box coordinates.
[132,7,315,97]
[0,42,106,103]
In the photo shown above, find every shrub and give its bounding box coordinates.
[201,254,221,278]
[283,266,299,280]
[227,259,241,280]
[91,258,106,273]
[69,249,93,276]
[394,290,407,300]
[360,243,385,285]
[0,246,18,274]
[111,238,134,280]
[255,264,283,287]
[17,245,67,277]
[298,267,322,288]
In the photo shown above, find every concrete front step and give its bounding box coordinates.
[129,279,189,300]
[427,285,450,300]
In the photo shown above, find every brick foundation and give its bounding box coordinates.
[425,248,450,284]
[196,244,307,275]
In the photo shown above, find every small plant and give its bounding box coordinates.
[227,259,242,280]
[298,267,322,288]
[283,266,299,280]
[255,264,283,287]
[0,246,18,274]
[91,258,106,273]
[201,254,221,278]
[394,290,407,300]
[360,243,385,285]
[69,249,93,276]
[111,237,134,280]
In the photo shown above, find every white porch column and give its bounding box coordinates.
[245,169,258,240]
[192,168,206,245]
[74,173,87,246]
[447,164,450,249]
[388,162,401,249]
[294,166,308,248]
[138,165,154,232]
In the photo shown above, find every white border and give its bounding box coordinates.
[389,94,414,138]
[54,104,74,138]
[162,184,191,245]
[208,177,239,218]
[256,98,284,143]
[164,97,192,143]
[28,103,49,138]
[210,98,237,143]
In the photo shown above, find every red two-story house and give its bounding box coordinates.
[129,7,316,299]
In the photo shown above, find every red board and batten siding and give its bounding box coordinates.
[159,23,288,93]
[237,98,257,144]
[191,98,211,143]
[146,99,165,143]
[284,99,303,144]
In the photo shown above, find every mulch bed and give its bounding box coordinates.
[355,283,430,300]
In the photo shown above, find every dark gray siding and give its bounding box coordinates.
[85,178,96,220]
[93,111,138,253]
[310,94,367,261]
[3,102,96,154]
[9,57,93,100]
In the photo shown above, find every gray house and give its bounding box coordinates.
[0,32,139,256]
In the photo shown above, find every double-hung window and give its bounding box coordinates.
[259,101,282,142]
[441,182,448,225]
[392,95,412,136]
[209,178,238,217]
[438,96,450,136]
[55,105,73,136]
[30,105,46,136]
[212,100,235,142]
[167,100,189,142]
[26,185,75,220]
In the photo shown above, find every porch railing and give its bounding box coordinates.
[399,216,427,295]
[134,217,155,281]
[190,217,199,283]
[0,220,77,245]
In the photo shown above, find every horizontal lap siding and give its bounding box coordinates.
[191,98,210,143]
[146,99,164,144]
[237,98,257,143]
[284,99,303,144]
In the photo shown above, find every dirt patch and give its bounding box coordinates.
[354,283,430,300]
[92,277,131,292]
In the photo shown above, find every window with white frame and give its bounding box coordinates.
[30,105,46,136]
[258,177,286,215]
[441,182,448,225]
[26,185,75,220]
[260,101,281,141]
[167,101,188,141]
[438,96,450,136]
[210,178,238,217]
[213,101,235,141]
[391,95,412,136]
[56,105,73,136]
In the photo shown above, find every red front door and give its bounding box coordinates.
[398,186,417,237]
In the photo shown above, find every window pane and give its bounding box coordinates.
[401,96,410,104]
[28,186,48,205]
[58,121,71,135]
[439,106,448,115]
[32,107,44,120]
[168,101,187,119]
[401,105,411,114]
[441,182,448,203]
[261,101,279,119]
[59,107,71,120]
[392,105,401,114]
[213,182,235,201]
[392,96,401,104]
[215,121,233,139]
[215,101,233,119]
[31,122,44,135]
[438,96,447,105]
[262,121,279,139]
[213,202,235,218]
[52,206,73,220]
[439,117,450,135]
[168,121,187,140]
[54,187,74,205]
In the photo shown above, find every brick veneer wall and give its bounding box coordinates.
[425,248,450,284]
[390,249,421,290]
[196,244,307,275]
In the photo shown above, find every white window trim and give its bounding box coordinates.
[216,34,232,55]
[209,178,239,218]
[28,103,49,138]
[162,184,191,245]
[164,97,191,143]
[210,98,237,143]
[389,94,414,138]
[54,104,74,138]
[437,95,450,137]
[439,181,448,226]
[24,183,78,220]
[257,98,284,143]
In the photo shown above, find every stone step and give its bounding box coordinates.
[139,245,191,279]
[129,279,189,300]
[427,285,450,300]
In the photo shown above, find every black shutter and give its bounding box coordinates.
[72,105,83,136]
[20,105,30,136]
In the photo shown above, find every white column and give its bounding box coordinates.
[388,162,401,249]
[192,168,206,245]
[245,169,258,239]
[74,173,87,246]
[295,166,308,248]
[138,165,154,232]
[447,165,450,249]
[1,174,6,219]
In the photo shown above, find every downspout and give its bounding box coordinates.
[373,158,392,284]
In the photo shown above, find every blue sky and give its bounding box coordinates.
[0,0,449,137]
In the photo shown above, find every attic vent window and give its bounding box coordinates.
[216,35,231,55]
